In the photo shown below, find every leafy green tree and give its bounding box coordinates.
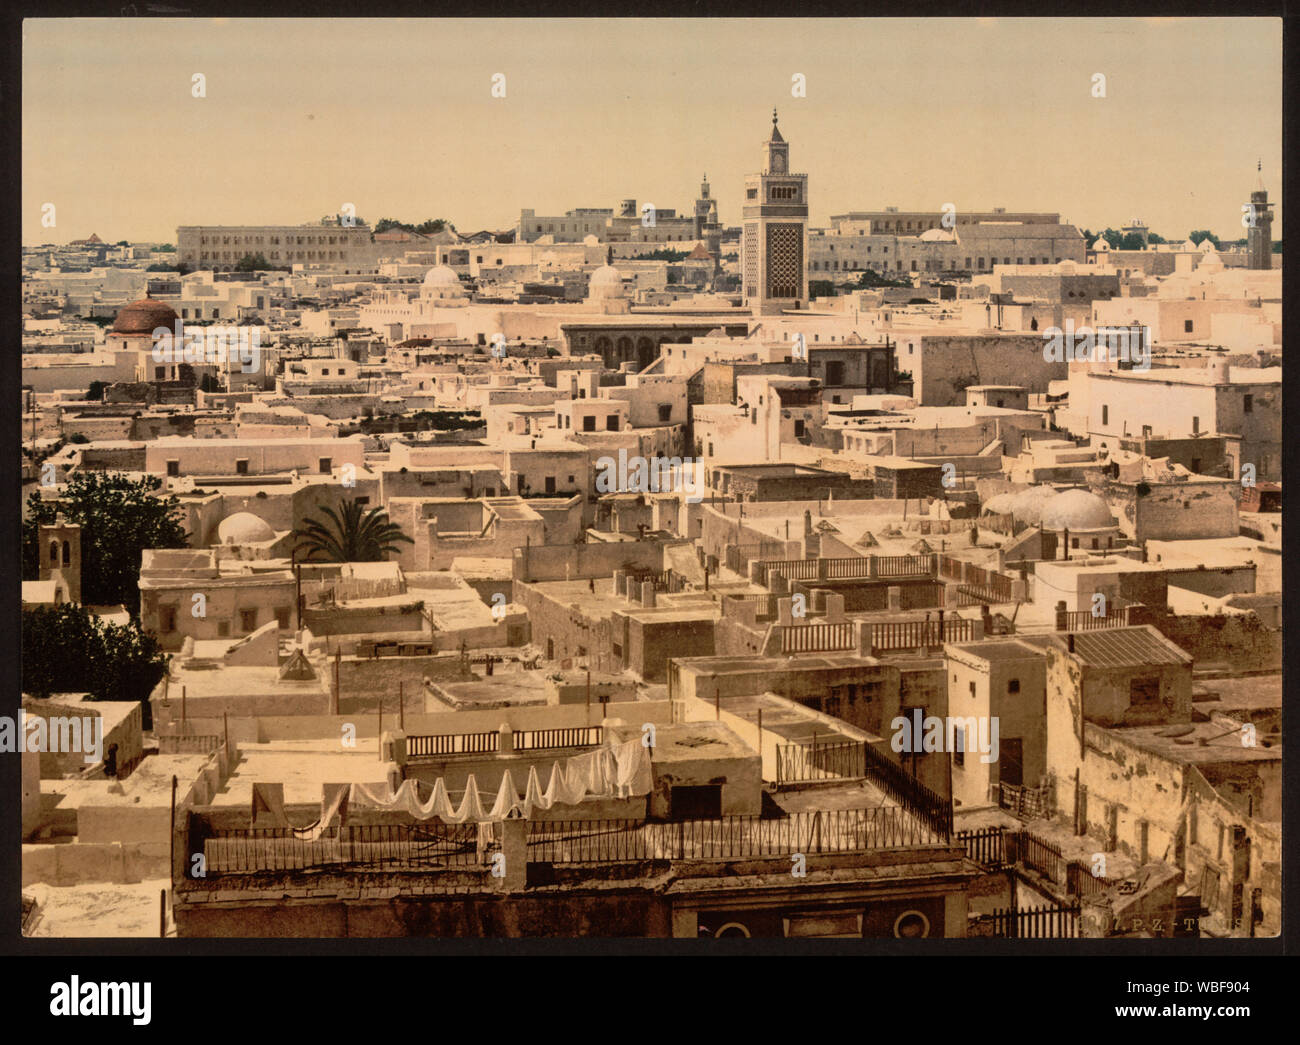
[1118,233,1146,251]
[1189,230,1221,249]
[291,498,414,563]
[234,252,273,272]
[1147,232,1165,245]
[22,472,189,615]
[67,434,90,445]
[155,243,176,252]
[86,381,105,401]
[1101,228,1123,249]
[147,262,179,271]
[809,279,837,298]
[22,604,169,718]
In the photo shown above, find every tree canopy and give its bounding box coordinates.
[23,472,190,615]
[22,604,169,719]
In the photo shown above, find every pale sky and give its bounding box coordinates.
[23,17,1282,246]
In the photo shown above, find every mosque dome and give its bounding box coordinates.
[589,265,623,287]
[217,512,276,545]
[423,265,461,287]
[1039,489,1115,531]
[982,493,1017,515]
[587,264,626,300]
[1006,485,1059,525]
[1200,239,1218,254]
[1091,238,1111,252]
[112,297,180,335]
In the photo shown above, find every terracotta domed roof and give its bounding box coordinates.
[112,297,179,335]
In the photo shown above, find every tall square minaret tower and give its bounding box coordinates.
[742,109,809,316]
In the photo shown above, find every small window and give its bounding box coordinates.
[236,459,249,475]
[1071,538,1080,549]
[1192,416,1200,434]
[217,621,230,637]
[160,606,177,633]
[605,416,619,432]
[568,475,576,484]
[1130,676,1160,706]
[1102,405,1109,425]
[544,476,556,494]
[954,729,965,767]
[1184,319,1194,333]
[582,416,596,432]
[1008,679,1020,694]
[1244,394,1253,414]
[658,403,672,422]
[319,457,332,474]
[240,609,257,632]
[166,460,179,477]
[794,419,806,438]
[274,607,291,630]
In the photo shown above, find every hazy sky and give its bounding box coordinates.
[23,17,1282,245]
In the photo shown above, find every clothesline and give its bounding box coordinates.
[339,736,653,824]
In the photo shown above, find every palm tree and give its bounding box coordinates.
[291,498,413,562]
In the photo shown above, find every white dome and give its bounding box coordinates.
[1039,489,1115,530]
[982,493,1017,515]
[1092,238,1111,251]
[424,265,460,287]
[1007,485,1059,525]
[217,512,275,545]
[589,264,623,287]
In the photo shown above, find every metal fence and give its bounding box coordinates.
[202,823,484,874]
[957,826,1006,868]
[990,902,1080,938]
[774,740,867,784]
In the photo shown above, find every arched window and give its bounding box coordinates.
[49,541,59,565]
[62,541,71,566]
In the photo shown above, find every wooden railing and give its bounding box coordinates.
[159,734,222,755]
[870,617,974,651]
[875,553,936,578]
[1061,607,1132,631]
[780,621,855,654]
[525,807,946,863]
[406,731,499,758]
[515,726,603,751]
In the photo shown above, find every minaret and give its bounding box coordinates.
[1247,160,1273,270]
[741,109,809,315]
[694,173,721,251]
